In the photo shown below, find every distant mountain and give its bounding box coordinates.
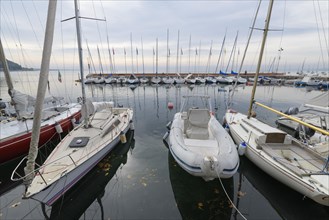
[0,59,33,71]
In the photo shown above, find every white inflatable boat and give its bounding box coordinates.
[167,95,239,181]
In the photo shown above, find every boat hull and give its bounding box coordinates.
[225,111,329,206]
[29,117,131,206]
[0,109,81,164]
[169,111,239,181]
[26,107,133,206]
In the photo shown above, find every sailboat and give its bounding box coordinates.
[162,29,174,84]
[166,95,239,181]
[0,37,81,164]
[151,38,161,84]
[173,30,185,84]
[127,33,139,84]
[49,130,134,219]
[139,36,149,84]
[14,0,134,206]
[224,0,329,206]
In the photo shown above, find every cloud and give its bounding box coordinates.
[1,0,328,72]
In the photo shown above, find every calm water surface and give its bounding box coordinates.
[1,71,329,219]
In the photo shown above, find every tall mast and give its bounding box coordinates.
[141,36,145,75]
[0,39,20,117]
[156,38,158,75]
[188,34,191,73]
[130,32,134,74]
[247,0,274,118]
[166,29,169,75]
[24,0,57,184]
[176,30,180,74]
[214,30,227,74]
[74,0,88,127]
[0,39,14,91]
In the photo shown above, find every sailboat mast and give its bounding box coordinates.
[141,36,145,74]
[74,0,88,126]
[247,0,274,118]
[166,29,169,75]
[214,31,226,74]
[130,32,134,74]
[0,39,20,117]
[0,39,14,91]
[156,38,158,74]
[24,0,57,184]
[176,30,180,74]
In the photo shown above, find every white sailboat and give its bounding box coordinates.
[127,34,139,84]
[224,0,329,206]
[166,95,239,181]
[0,17,81,164]
[139,36,149,84]
[173,30,185,84]
[151,38,161,84]
[14,0,133,206]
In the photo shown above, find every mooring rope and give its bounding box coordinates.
[216,170,248,220]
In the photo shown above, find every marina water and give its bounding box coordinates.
[1,70,328,219]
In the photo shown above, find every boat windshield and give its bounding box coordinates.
[180,95,212,112]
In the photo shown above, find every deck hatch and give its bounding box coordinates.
[69,137,90,148]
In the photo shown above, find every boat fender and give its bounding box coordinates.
[55,122,63,134]
[222,116,227,125]
[166,121,172,130]
[238,142,247,156]
[130,120,135,131]
[224,123,230,132]
[71,117,77,127]
[120,131,127,144]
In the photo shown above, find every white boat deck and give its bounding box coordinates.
[260,142,327,177]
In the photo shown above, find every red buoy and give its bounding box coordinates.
[168,102,174,109]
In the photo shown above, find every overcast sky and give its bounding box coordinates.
[1,0,328,74]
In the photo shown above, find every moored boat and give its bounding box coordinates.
[167,95,239,181]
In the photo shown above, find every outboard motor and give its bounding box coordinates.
[284,107,299,115]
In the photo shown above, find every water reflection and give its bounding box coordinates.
[238,157,329,220]
[49,130,135,220]
[1,81,328,219]
[168,152,234,220]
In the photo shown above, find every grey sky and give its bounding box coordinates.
[1,0,328,74]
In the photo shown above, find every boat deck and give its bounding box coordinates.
[260,142,327,177]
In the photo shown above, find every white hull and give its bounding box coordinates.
[205,77,217,84]
[168,99,239,181]
[1,103,81,142]
[151,77,161,84]
[216,76,233,84]
[174,77,185,84]
[139,77,149,84]
[26,105,133,205]
[225,110,329,206]
[162,77,175,84]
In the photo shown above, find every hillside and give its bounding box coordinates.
[0,59,33,71]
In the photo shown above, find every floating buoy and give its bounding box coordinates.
[120,131,127,144]
[129,120,135,131]
[238,142,247,156]
[55,122,63,134]
[168,102,174,109]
